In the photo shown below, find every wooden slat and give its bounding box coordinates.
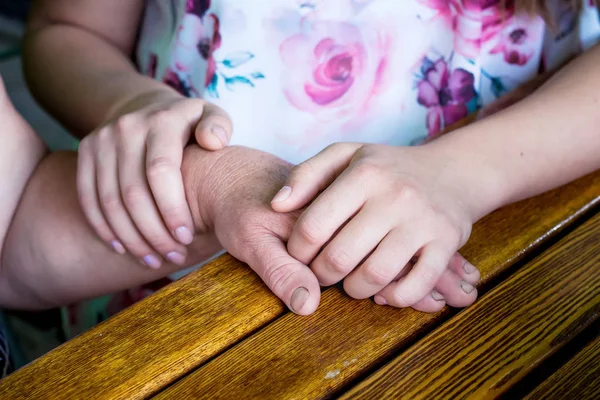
[0,254,285,399]
[342,212,600,399]
[153,175,600,400]
[524,333,600,400]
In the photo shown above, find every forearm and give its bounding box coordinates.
[0,151,222,310]
[431,44,600,221]
[23,4,177,136]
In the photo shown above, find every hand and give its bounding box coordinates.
[271,143,490,312]
[77,89,232,268]
[184,145,321,315]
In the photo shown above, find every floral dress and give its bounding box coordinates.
[137,0,600,163]
[66,0,599,333]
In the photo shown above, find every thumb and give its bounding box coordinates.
[271,142,362,213]
[247,235,321,315]
[194,102,233,150]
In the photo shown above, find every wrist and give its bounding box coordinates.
[181,145,293,235]
[425,130,511,222]
[103,77,183,122]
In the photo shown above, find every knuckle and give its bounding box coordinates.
[392,184,420,205]
[122,184,147,208]
[150,109,176,127]
[114,113,141,133]
[297,217,324,246]
[78,192,96,211]
[352,160,380,180]
[391,290,411,308]
[263,259,295,295]
[146,156,178,179]
[323,247,353,275]
[361,263,392,286]
[100,191,122,212]
[96,126,114,143]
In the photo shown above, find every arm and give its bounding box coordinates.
[430,43,600,221]
[0,150,221,310]
[23,0,172,136]
[24,0,234,265]
[0,144,323,314]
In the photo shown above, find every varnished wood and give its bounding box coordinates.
[0,111,598,399]
[341,212,600,399]
[0,254,285,399]
[152,183,600,400]
[524,333,600,400]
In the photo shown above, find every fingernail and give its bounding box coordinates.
[374,295,387,305]
[111,240,126,254]
[272,186,292,203]
[211,125,228,147]
[463,261,477,274]
[142,255,161,269]
[431,289,445,301]
[174,226,193,245]
[460,281,475,294]
[290,287,309,313]
[166,251,186,265]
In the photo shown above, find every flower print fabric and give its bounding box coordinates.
[137,0,599,160]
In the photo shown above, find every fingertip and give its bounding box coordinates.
[270,186,293,210]
[196,125,226,150]
[289,286,320,315]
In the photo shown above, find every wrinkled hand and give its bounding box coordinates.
[185,145,321,315]
[78,89,232,268]
[272,143,487,312]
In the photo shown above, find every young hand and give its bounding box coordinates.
[77,89,232,268]
[271,142,493,311]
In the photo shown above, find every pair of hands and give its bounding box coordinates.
[78,85,524,314]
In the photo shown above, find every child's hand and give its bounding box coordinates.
[77,89,232,268]
[271,143,488,311]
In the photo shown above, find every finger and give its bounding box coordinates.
[193,101,233,150]
[434,269,478,308]
[271,142,363,212]
[117,129,188,265]
[287,166,371,265]
[95,130,162,268]
[145,116,196,246]
[343,226,422,299]
[77,139,124,254]
[447,252,480,285]
[408,290,447,313]
[247,234,320,315]
[379,242,454,308]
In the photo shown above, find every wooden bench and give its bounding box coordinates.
[1,125,599,399]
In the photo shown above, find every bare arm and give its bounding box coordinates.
[23,0,178,136]
[0,149,222,310]
[429,43,600,222]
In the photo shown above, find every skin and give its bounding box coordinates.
[0,78,316,313]
[22,0,479,313]
[24,0,233,268]
[272,43,600,309]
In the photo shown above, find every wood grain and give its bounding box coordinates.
[524,333,600,400]
[0,254,285,399]
[341,212,600,400]
[152,179,600,400]
[0,109,598,399]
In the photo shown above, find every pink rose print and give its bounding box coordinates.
[419,0,515,59]
[489,15,542,65]
[162,0,221,96]
[417,58,476,135]
[280,20,388,120]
